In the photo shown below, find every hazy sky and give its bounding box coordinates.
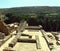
[0,0,60,8]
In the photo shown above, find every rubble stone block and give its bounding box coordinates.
[0,32,5,39]
[3,47,15,51]
[9,38,17,47]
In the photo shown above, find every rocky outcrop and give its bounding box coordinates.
[0,18,10,36]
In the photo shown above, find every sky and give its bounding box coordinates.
[0,0,60,8]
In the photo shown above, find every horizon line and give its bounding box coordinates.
[0,5,60,9]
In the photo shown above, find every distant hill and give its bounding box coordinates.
[0,6,60,31]
[0,6,60,15]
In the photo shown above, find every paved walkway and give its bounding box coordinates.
[0,35,15,51]
[39,31,50,51]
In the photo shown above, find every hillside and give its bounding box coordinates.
[0,6,60,15]
[0,6,60,31]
